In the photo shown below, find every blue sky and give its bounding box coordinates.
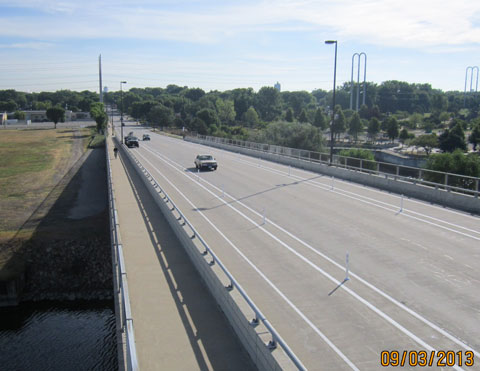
[0,0,479,93]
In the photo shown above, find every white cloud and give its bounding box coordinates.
[0,41,53,49]
[0,0,479,47]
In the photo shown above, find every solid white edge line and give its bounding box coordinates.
[140,145,470,371]
[134,149,360,371]
[144,143,479,360]
[174,134,479,222]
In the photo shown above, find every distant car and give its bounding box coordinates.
[126,136,139,148]
[143,134,150,141]
[194,154,217,170]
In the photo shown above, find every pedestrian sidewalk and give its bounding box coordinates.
[107,135,253,370]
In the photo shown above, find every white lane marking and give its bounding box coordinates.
[140,145,473,366]
[444,255,454,261]
[173,136,479,222]
[145,144,480,358]
[168,137,480,241]
[225,154,480,237]
[211,153,480,241]
[134,150,359,370]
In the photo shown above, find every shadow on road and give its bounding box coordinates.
[119,151,255,371]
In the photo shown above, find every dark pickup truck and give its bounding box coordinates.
[125,136,139,148]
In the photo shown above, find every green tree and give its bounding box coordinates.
[338,148,376,170]
[438,124,466,152]
[243,106,259,127]
[255,86,281,121]
[281,91,315,116]
[149,104,174,128]
[359,104,369,119]
[386,117,399,142]
[285,108,294,122]
[196,108,219,127]
[408,113,423,129]
[190,117,208,135]
[250,121,324,151]
[232,88,255,121]
[367,117,381,141]
[399,128,410,144]
[409,133,439,156]
[184,88,205,101]
[332,105,346,140]
[348,112,363,142]
[215,98,236,124]
[14,110,25,120]
[131,101,156,120]
[313,108,327,130]
[90,102,108,132]
[298,108,309,123]
[425,150,480,189]
[46,106,65,129]
[468,124,480,151]
[0,100,18,112]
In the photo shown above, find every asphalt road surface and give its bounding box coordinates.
[118,125,480,370]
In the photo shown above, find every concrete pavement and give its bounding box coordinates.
[122,128,480,370]
[107,134,254,370]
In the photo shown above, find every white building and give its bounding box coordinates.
[274,82,281,92]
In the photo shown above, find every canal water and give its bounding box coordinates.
[0,300,117,371]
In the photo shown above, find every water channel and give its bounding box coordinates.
[0,300,117,370]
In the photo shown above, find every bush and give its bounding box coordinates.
[425,150,480,189]
[338,148,376,170]
[249,121,324,152]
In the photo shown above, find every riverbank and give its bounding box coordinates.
[0,127,112,304]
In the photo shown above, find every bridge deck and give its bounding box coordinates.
[108,135,254,370]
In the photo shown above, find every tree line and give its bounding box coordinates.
[1,82,479,177]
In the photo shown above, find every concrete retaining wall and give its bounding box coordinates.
[186,136,480,215]
[374,150,426,168]
[117,139,291,370]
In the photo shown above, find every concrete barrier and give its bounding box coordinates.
[185,136,480,215]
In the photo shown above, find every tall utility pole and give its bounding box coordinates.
[350,52,367,111]
[120,81,127,143]
[464,66,479,107]
[325,40,337,165]
[99,54,103,103]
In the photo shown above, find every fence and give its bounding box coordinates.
[194,135,479,198]
[106,138,139,371]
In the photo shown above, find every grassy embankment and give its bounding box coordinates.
[88,127,105,148]
[0,128,91,279]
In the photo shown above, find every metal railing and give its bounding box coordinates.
[194,134,480,198]
[106,138,139,371]
[122,143,306,371]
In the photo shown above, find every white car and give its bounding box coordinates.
[194,154,217,171]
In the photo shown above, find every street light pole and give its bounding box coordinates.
[120,81,127,143]
[325,40,337,165]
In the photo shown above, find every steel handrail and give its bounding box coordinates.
[194,134,479,198]
[120,140,306,371]
[106,138,139,371]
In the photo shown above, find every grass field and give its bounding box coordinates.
[0,128,89,241]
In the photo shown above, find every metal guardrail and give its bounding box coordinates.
[106,138,139,371]
[194,135,480,198]
[122,142,306,371]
